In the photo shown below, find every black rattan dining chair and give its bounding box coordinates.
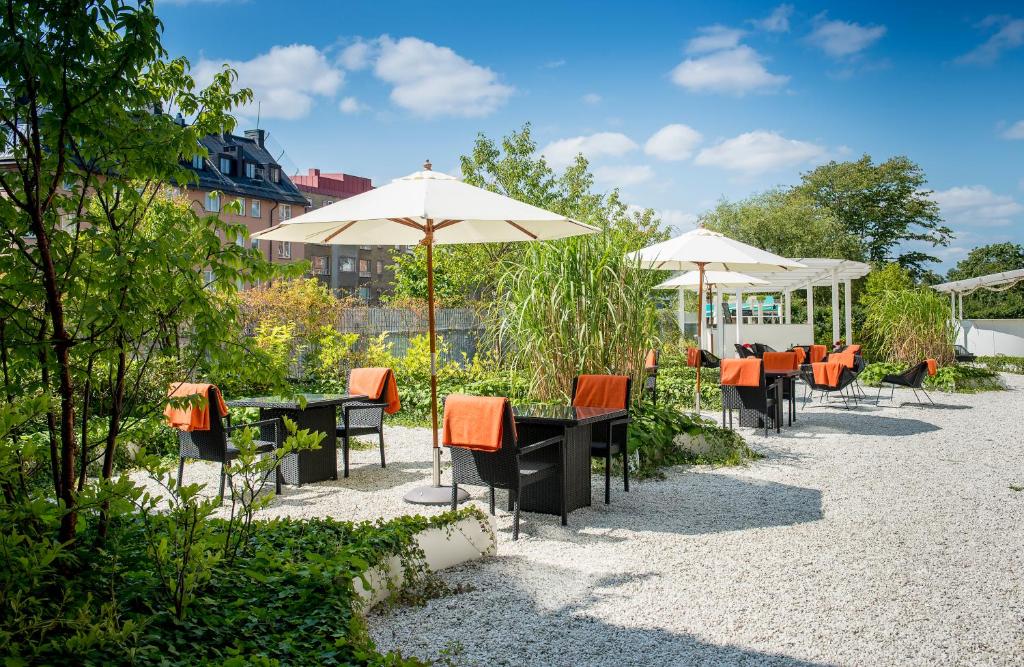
[337,371,393,478]
[643,349,659,404]
[572,376,632,505]
[720,361,782,436]
[447,400,565,540]
[176,386,281,501]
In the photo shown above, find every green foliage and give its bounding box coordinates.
[859,362,1003,393]
[795,155,953,275]
[975,355,1024,374]
[946,243,1024,318]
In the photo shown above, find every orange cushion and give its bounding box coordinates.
[792,347,806,365]
[763,351,798,372]
[350,367,401,414]
[812,362,842,388]
[829,351,856,369]
[573,375,629,409]
[644,349,658,370]
[926,359,937,376]
[164,383,228,432]
[686,348,701,368]
[720,358,762,387]
[441,394,511,452]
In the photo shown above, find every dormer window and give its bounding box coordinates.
[219,157,233,175]
[245,162,256,179]
[192,155,203,170]
[269,166,280,183]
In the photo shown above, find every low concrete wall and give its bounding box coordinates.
[959,319,1024,356]
[706,323,815,358]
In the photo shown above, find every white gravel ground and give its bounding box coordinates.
[138,375,1024,666]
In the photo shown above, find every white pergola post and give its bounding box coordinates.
[714,287,724,358]
[784,290,792,324]
[807,284,814,331]
[756,296,764,324]
[844,278,853,344]
[958,292,964,320]
[735,288,743,352]
[950,292,957,320]
[677,286,686,339]
[831,270,840,344]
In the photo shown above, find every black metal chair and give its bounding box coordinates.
[752,343,776,357]
[954,344,976,363]
[176,386,281,501]
[447,400,565,540]
[337,371,393,478]
[876,361,935,405]
[801,363,859,409]
[734,344,755,358]
[720,360,782,436]
[699,349,721,368]
[572,376,632,505]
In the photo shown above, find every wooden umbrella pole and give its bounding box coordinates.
[425,222,441,487]
[695,263,705,412]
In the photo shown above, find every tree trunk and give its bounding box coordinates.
[98,345,126,539]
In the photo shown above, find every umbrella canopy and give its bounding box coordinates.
[253,163,598,504]
[655,270,769,290]
[626,227,805,272]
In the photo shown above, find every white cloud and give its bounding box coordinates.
[956,17,1024,65]
[752,5,793,33]
[541,59,567,69]
[807,14,886,58]
[540,132,638,169]
[358,36,513,118]
[593,165,655,187]
[338,96,366,114]
[644,124,703,161]
[1002,120,1024,139]
[582,92,602,105]
[658,208,699,230]
[671,45,789,95]
[695,130,825,173]
[195,44,343,120]
[933,185,1024,227]
[339,39,375,70]
[686,25,746,54]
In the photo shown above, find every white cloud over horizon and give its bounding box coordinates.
[956,16,1024,65]
[338,96,366,113]
[752,5,793,33]
[686,25,746,54]
[540,132,638,168]
[671,45,789,95]
[1001,119,1024,139]
[644,124,703,161]
[694,130,826,173]
[807,14,887,58]
[594,164,655,187]
[933,185,1024,227]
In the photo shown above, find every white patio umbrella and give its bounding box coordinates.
[655,270,770,354]
[253,162,598,504]
[626,227,804,411]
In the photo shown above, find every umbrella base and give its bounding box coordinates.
[404,484,470,506]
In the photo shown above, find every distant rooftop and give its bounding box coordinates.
[191,130,308,206]
[293,168,373,198]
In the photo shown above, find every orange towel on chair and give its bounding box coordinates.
[349,368,401,414]
[809,345,828,364]
[792,347,807,365]
[645,349,658,370]
[829,351,856,369]
[573,375,629,409]
[720,358,762,387]
[164,382,227,432]
[686,348,701,368]
[441,394,511,452]
[763,351,798,372]
[844,344,862,355]
[926,358,937,376]
[812,362,842,388]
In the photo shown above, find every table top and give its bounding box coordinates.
[225,393,368,410]
[512,404,629,426]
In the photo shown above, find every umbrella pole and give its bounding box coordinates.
[695,263,705,413]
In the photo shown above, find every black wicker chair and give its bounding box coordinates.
[734,344,755,358]
[176,386,281,501]
[572,376,632,505]
[876,361,934,405]
[801,364,859,409]
[720,360,782,436]
[752,343,776,357]
[643,350,659,404]
[447,401,565,540]
[337,371,393,478]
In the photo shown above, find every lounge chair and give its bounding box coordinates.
[801,362,859,409]
[445,395,565,540]
[720,358,782,436]
[876,360,936,405]
[752,343,776,357]
[687,348,721,369]
[572,375,632,505]
[954,345,976,363]
[734,344,755,358]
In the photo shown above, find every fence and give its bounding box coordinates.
[339,307,486,363]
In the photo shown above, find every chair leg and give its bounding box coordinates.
[177,457,185,486]
[218,463,226,502]
[489,486,496,515]
[450,482,458,511]
[275,461,282,494]
[604,451,611,504]
[378,428,386,469]
[512,489,521,540]
[622,446,630,492]
[342,434,350,478]
[922,388,935,405]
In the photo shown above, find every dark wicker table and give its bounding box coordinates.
[511,404,629,516]
[766,370,800,426]
[225,393,366,485]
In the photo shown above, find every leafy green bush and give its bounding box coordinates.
[860,362,1004,393]
[975,355,1024,375]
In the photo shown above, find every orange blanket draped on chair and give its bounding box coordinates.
[829,351,856,369]
[720,358,762,387]
[686,348,701,368]
[844,344,862,355]
[349,368,402,414]
[926,359,937,376]
[763,351,798,372]
[573,375,629,409]
[809,345,828,363]
[163,382,227,432]
[792,347,806,365]
[812,362,842,388]
[441,394,512,452]
[645,349,658,370]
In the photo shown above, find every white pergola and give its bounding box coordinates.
[932,268,1024,320]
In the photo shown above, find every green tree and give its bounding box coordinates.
[795,155,953,275]
[946,243,1024,318]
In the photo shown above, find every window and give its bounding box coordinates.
[203,269,214,286]
[311,256,329,275]
[192,155,203,170]
[276,241,292,259]
[204,192,220,212]
[219,157,233,174]
[236,198,245,216]
[359,259,370,277]
[245,162,256,179]
[358,286,370,302]
[375,260,383,275]
[279,204,292,221]
[251,199,261,218]
[269,166,280,183]
[338,257,355,272]
[251,238,259,250]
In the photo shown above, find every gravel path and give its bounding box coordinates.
[141,376,1024,665]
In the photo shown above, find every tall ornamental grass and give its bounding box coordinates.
[862,288,957,366]
[491,232,662,402]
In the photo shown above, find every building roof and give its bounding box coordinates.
[190,131,308,206]
[730,258,872,293]
[293,168,373,198]
[932,268,1024,295]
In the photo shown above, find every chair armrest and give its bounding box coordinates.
[607,416,630,429]
[518,435,564,455]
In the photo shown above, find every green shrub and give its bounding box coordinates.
[975,355,1024,375]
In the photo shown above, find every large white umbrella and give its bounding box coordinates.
[627,227,805,410]
[254,162,598,504]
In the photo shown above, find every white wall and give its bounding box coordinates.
[959,319,1024,356]
[706,323,814,358]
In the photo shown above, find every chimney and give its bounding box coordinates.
[245,129,266,149]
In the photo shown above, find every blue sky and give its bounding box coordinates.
[159,0,1024,271]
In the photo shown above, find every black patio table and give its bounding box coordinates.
[225,393,367,485]
[510,404,629,516]
[766,370,800,426]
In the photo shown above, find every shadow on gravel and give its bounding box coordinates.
[795,411,940,436]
